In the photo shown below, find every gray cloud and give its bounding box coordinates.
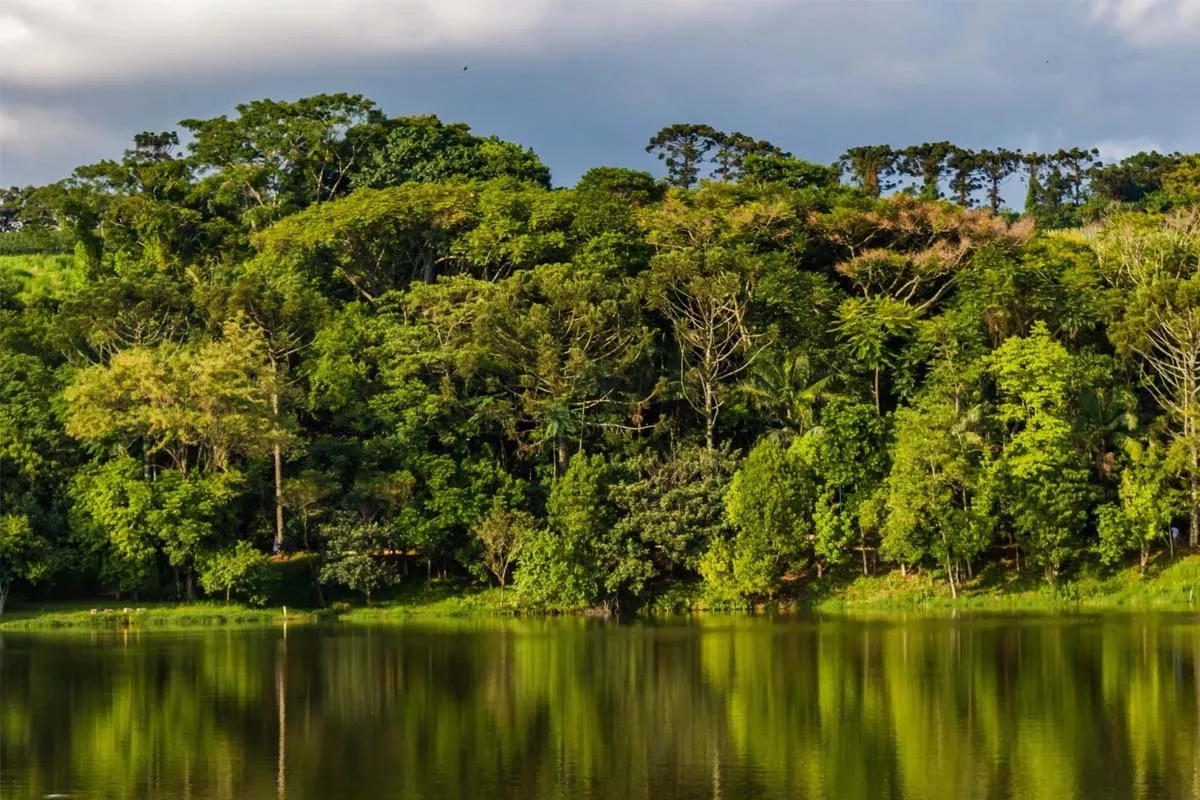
[2,0,1199,188]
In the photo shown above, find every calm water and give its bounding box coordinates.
[3,614,1200,799]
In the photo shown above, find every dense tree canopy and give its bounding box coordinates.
[3,95,1200,611]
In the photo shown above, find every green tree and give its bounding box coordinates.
[802,400,891,577]
[182,93,383,227]
[897,142,955,200]
[703,439,813,604]
[198,541,274,605]
[645,124,722,189]
[0,514,50,615]
[515,454,615,611]
[609,444,737,583]
[710,132,785,183]
[975,149,1021,212]
[319,513,399,603]
[1096,440,1180,571]
[947,147,981,207]
[473,502,536,595]
[351,115,550,189]
[988,323,1095,580]
[839,145,897,198]
[883,399,992,595]
[1094,213,1200,546]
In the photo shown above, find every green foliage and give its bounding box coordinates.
[609,445,736,577]
[198,541,274,605]
[472,502,537,590]
[352,115,551,189]
[318,514,399,603]
[0,228,74,255]
[882,399,993,591]
[988,324,1096,580]
[6,93,1200,612]
[1096,441,1181,570]
[0,513,51,614]
[703,439,813,604]
[515,454,617,611]
[70,457,244,595]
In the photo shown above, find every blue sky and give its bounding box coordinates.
[2,0,1199,198]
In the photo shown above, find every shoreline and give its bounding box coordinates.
[5,556,1200,631]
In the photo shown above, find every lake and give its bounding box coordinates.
[2,613,1200,799]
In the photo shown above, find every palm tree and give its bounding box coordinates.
[741,349,838,437]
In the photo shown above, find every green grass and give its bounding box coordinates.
[335,581,517,623]
[811,554,1200,613]
[0,600,329,632]
[8,556,1200,631]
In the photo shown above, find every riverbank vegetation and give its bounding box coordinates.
[3,94,1200,615]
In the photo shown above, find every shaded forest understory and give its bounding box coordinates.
[3,94,1200,614]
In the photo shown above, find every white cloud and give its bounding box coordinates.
[1092,137,1165,162]
[1089,0,1200,43]
[0,0,736,88]
[2,0,1198,188]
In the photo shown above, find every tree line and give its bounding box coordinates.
[645,125,1200,222]
[1,92,1200,612]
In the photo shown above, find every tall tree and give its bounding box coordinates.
[182,93,383,228]
[1051,147,1100,206]
[947,147,981,207]
[898,142,955,200]
[974,149,1021,212]
[1094,212,1200,547]
[710,132,785,183]
[839,145,897,198]
[645,124,722,189]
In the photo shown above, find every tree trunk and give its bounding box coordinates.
[185,570,195,601]
[0,581,8,616]
[557,435,571,477]
[874,367,881,413]
[226,586,232,605]
[939,528,957,599]
[704,383,717,451]
[272,390,285,555]
[1190,441,1200,549]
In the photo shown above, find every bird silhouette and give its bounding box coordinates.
[463,65,469,71]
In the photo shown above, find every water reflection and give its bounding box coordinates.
[2,614,1200,799]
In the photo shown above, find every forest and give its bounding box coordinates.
[1,93,1200,613]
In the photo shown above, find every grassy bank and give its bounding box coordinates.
[809,554,1200,613]
[0,582,510,632]
[0,601,330,631]
[7,556,1200,630]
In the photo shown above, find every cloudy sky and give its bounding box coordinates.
[2,0,1199,189]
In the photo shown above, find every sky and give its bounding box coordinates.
[2,0,1200,193]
